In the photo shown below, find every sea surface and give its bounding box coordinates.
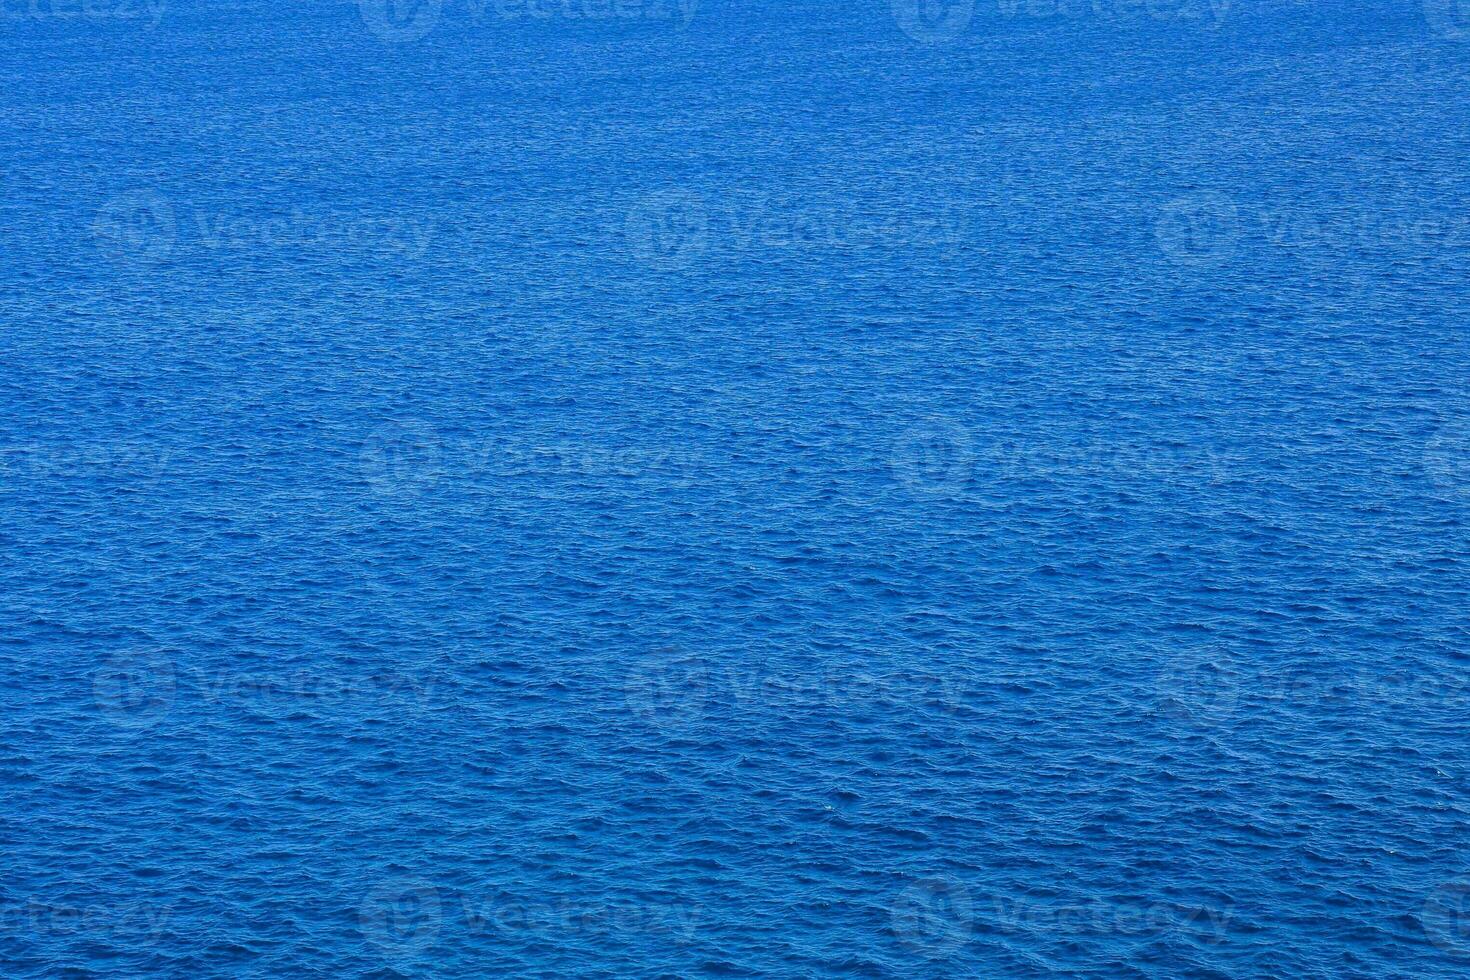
[3,0,1470,975]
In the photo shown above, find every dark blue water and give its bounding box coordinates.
[4,0,1470,975]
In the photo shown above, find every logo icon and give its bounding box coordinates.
[1424,877,1470,957]
[360,878,443,959]
[1425,0,1470,40]
[891,877,972,957]
[891,421,976,496]
[624,651,710,735]
[892,0,975,43]
[1155,193,1240,267]
[92,192,177,266]
[93,651,176,729]
[625,189,710,270]
[358,0,443,42]
[359,422,447,496]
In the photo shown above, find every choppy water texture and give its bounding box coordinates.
[4,0,1470,975]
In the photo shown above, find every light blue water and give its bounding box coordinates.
[3,0,1470,975]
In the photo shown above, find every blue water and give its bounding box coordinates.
[4,0,1470,975]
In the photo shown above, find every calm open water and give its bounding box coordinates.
[3,0,1470,975]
